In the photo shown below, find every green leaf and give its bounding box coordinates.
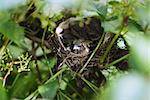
[37,56,57,71]
[124,20,144,46]
[35,0,74,17]
[135,1,150,28]
[0,80,9,100]
[48,57,57,69]
[130,35,150,73]
[59,80,67,90]
[10,73,37,98]
[8,45,24,58]
[95,5,107,19]
[0,15,24,45]
[38,79,59,99]
[102,19,121,33]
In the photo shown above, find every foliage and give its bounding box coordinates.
[0,0,150,100]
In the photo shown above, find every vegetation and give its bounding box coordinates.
[0,0,150,100]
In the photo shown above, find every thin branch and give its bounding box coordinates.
[79,33,105,74]
[100,26,124,64]
[25,34,50,48]
[3,68,12,87]
[105,54,130,68]
[32,42,42,82]
[0,38,10,61]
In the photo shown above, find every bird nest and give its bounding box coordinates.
[49,17,103,70]
[48,16,129,87]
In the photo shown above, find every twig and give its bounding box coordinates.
[58,57,68,70]
[45,66,68,83]
[57,46,89,70]
[32,42,42,82]
[70,68,99,94]
[41,27,47,46]
[25,33,50,48]
[57,35,67,51]
[59,90,72,100]
[41,47,53,76]
[3,68,11,87]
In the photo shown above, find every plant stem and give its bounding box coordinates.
[79,74,99,94]
[41,27,47,46]
[24,90,39,100]
[59,90,72,100]
[46,66,67,84]
[3,68,11,87]
[105,54,130,68]
[79,33,105,74]
[0,38,9,61]
[25,66,67,99]
[41,47,53,76]
[100,26,124,64]
[63,79,83,98]
[11,74,20,88]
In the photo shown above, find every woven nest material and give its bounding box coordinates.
[49,17,104,70]
[48,16,129,87]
